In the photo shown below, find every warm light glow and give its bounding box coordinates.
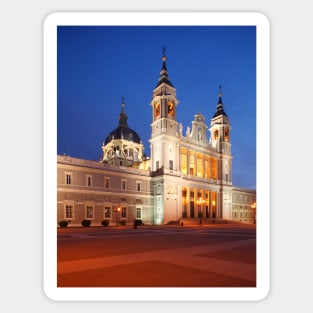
[212,200,216,206]
[180,148,187,174]
[211,158,217,179]
[168,101,174,117]
[155,102,160,117]
[196,197,205,205]
[197,153,203,177]
[251,202,256,209]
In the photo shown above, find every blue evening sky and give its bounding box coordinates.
[57,26,256,190]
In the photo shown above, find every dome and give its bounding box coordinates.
[104,125,141,145]
[104,99,142,145]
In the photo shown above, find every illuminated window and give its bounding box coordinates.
[214,129,218,140]
[180,148,187,174]
[86,206,93,218]
[168,101,174,117]
[205,156,210,178]
[155,102,160,118]
[136,208,141,219]
[189,152,195,175]
[65,205,73,218]
[104,206,111,218]
[211,158,217,179]
[197,154,203,177]
[225,128,229,141]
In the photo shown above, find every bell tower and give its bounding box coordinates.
[210,86,231,154]
[149,50,179,172]
[210,86,233,184]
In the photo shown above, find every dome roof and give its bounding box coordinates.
[105,125,141,145]
[104,99,142,145]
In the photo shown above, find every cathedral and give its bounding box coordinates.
[57,53,256,227]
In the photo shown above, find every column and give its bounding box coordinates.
[195,153,197,177]
[176,144,180,172]
[209,190,212,218]
[187,187,190,217]
[216,191,220,219]
[187,149,190,175]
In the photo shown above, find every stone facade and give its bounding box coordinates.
[57,54,256,227]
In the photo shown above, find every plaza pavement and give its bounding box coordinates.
[57,224,256,288]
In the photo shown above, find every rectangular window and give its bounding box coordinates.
[156,160,159,170]
[136,208,141,219]
[121,180,126,190]
[121,207,127,218]
[66,173,72,185]
[137,182,141,192]
[104,206,111,218]
[169,160,173,170]
[197,154,203,177]
[87,175,92,187]
[205,156,210,178]
[189,152,195,176]
[180,148,187,174]
[211,158,217,179]
[104,178,109,188]
[65,205,73,218]
[86,206,93,218]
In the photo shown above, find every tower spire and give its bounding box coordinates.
[213,85,228,118]
[155,47,174,88]
[119,97,128,126]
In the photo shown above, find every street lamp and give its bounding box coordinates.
[196,197,205,225]
[251,202,256,224]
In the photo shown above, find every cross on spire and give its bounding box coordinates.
[162,46,166,56]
